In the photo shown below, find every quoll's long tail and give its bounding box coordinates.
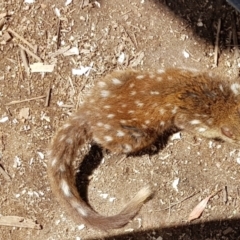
[48,115,152,230]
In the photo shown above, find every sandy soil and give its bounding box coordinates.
[1,0,240,239]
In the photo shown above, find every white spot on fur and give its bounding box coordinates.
[123,144,132,153]
[104,136,113,142]
[70,199,88,216]
[59,164,66,172]
[230,83,240,95]
[145,120,150,124]
[61,179,72,197]
[130,91,136,96]
[150,91,159,95]
[103,105,111,109]
[190,119,201,125]
[207,118,213,125]
[104,124,111,130]
[157,69,165,74]
[59,135,67,142]
[77,207,88,216]
[135,100,144,107]
[156,77,163,81]
[159,108,166,115]
[129,83,135,88]
[120,120,127,124]
[128,110,135,114]
[62,123,71,129]
[116,130,125,137]
[136,75,145,80]
[172,106,178,114]
[107,114,115,119]
[198,127,206,132]
[97,122,104,127]
[112,78,122,85]
[98,81,107,88]
[51,158,57,167]
[160,121,165,126]
[121,104,127,108]
[219,84,224,92]
[101,90,110,97]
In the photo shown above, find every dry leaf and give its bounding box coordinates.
[188,194,213,221]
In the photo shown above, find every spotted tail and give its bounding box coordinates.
[48,115,152,230]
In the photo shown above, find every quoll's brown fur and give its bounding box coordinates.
[48,68,240,230]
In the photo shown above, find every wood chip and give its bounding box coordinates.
[0,216,41,229]
[2,32,12,42]
[30,62,55,73]
[20,48,30,76]
[0,164,11,181]
[0,13,7,19]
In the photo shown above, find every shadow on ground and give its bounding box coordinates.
[155,0,238,46]
[89,218,240,240]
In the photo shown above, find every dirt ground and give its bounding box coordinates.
[1,0,240,239]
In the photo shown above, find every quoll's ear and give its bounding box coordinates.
[221,126,235,139]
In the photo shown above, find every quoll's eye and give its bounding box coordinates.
[221,126,235,139]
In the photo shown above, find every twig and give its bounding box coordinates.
[0,216,41,229]
[18,44,42,62]
[116,155,126,165]
[0,164,11,181]
[68,76,76,94]
[59,104,74,108]
[81,0,84,9]
[223,186,228,204]
[56,19,61,49]
[45,87,52,107]
[132,32,138,48]
[8,28,35,51]
[167,199,171,220]
[20,48,30,76]
[5,95,46,106]
[213,18,221,67]
[158,191,199,211]
[16,51,23,86]
[121,10,132,16]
